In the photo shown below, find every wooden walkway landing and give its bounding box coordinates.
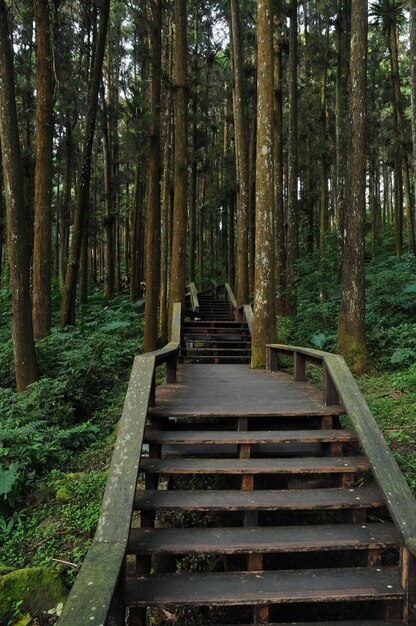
[151,364,340,417]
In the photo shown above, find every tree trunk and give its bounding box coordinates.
[101,87,115,299]
[169,0,188,331]
[337,0,369,374]
[0,0,38,391]
[160,19,174,344]
[252,0,275,369]
[32,0,54,340]
[274,1,285,316]
[230,0,249,306]
[410,0,416,238]
[388,23,415,254]
[144,0,162,353]
[286,0,298,313]
[60,0,110,328]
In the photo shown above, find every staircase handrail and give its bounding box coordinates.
[266,343,416,558]
[224,283,237,310]
[237,304,253,336]
[58,303,182,625]
[185,282,200,312]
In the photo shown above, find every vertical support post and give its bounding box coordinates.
[402,545,416,625]
[323,363,340,406]
[166,352,177,383]
[294,352,306,381]
[106,570,125,625]
[149,369,156,407]
[267,346,279,372]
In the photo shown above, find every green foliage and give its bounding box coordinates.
[282,245,416,370]
[0,294,144,509]
[0,471,107,587]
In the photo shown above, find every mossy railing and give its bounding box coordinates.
[266,344,416,568]
[185,282,200,313]
[58,303,182,625]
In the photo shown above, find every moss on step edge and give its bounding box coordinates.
[0,566,68,618]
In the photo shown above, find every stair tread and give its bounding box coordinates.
[128,523,400,554]
[144,429,357,445]
[124,566,403,606]
[182,347,251,352]
[140,456,369,474]
[134,486,384,511]
[202,622,406,626]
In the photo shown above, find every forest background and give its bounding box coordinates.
[1,0,416,622]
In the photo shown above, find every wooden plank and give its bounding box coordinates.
[95,355,155,544]
[151,364,342,418]
[134,486,384,512]
[124,567,403,606]
[128,523,400,555]
[140,457,370,475]
[144,429,357,445]
[206,622,406,626]
[58,542,125,625]
[323,352,416,554]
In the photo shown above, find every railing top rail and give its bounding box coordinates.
[185,282,200,311]
[238,303,253,336]
[267,343,416,557]
[59,303,182,624]
[224,283,238,310]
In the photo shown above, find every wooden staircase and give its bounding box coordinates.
[58,290,416,626]
[126,409,405,625]
[181,287,252,364]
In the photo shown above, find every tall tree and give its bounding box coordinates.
[0,0,38,391]
[230,0,249,305]
[338,0,369,373]
[372,0,415,255]
[252,0,275,369]
[144,0,163,352]
[33,0,54,340]
[60,0,110,328]
[169,0,188,331]
[409,0,416,213]
[286,0,298,312]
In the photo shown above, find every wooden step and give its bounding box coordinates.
[182,356,251,363]
[205,622,406,626]
[124,567,403,607]
[144,429,357,445]
[134,486,384,512]
[182,347,251,353]
[128,523,399,555]
[140,456,370,475]
[183,321,247,327]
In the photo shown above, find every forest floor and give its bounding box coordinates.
[1,252,416,623]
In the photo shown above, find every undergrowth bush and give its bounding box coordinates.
[281,245,416,369]
[0,292,144,511]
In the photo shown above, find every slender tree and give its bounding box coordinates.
[0,0,38,391]
[230,0,249,305]
[169,0,188,331]
[60,0,110,328]
[252,0,275,368]
[33,0,54,340]
[372,0,415,254]
[409,0,416,211]
[144,0,163,352]
[286,0,298,313]
[338,0,369,372]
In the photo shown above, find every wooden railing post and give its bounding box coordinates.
[149,369,156,407]
[294,353,306,381]
[323,363,340,406]
[267,346,279,372]
[402,545,416,625]
[166,352,177,383]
